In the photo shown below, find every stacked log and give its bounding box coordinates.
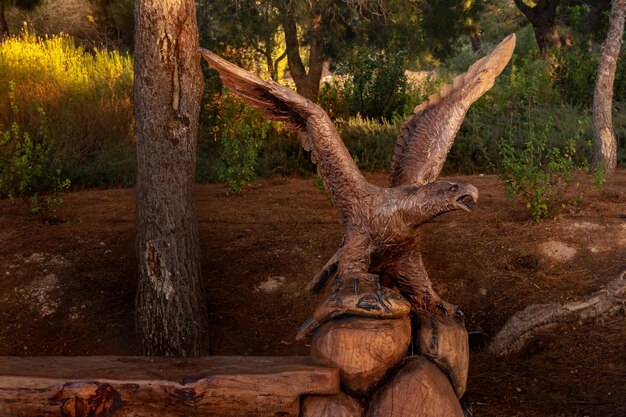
[303,293,469,417]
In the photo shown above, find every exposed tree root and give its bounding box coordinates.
[489,268,626,357]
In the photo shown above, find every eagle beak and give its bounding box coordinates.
[454,186,479,212]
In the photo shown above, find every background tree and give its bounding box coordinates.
[198,1,436,102]
[0,0,41,36]
[134,0,209,355]
[197,1,285,80]
[513,0,562,54]
[593,0,625,175]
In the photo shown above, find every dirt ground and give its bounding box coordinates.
[1,170,625,416]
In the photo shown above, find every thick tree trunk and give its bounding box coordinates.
[134,0,209,355]
[593,0,625,176]
[514,0,561,55]
[279,1,324,102]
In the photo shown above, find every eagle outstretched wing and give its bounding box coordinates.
[200,49,369,220]
[389,34,516,187]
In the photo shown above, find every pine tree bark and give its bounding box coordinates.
[513,0,562,55]
[134,0,209,356]
[593,0,625,176]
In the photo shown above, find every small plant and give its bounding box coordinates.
[217,94,269,194]
[498,121,599,221]
[0,82,70,222]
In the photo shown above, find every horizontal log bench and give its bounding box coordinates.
[0,356,339,417]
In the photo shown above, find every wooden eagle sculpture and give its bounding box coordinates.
[200,34,515,340]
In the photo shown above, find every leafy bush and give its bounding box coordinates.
[498,117,598,222]
[216,94,270,194]
[319,46,409,121]
[0,27,134,188]
[553,44,599,108]
[451,48,596,175]
[0,83,70,221]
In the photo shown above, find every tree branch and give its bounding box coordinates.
[489,268,626,357]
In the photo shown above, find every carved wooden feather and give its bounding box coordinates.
[199,37,514,338]
[389,34,516,187]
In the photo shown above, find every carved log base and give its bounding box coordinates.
[311,316,411,394]
[308,309,469,417]
[367,357,464,417]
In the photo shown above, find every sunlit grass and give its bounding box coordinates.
[0,25,134,186]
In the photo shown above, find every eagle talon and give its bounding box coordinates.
[454,307,465,324]
[437,302,449,316]
[377,289,392,313]
[295,275,412,340]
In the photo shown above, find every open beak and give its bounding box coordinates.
[454,186,479,212]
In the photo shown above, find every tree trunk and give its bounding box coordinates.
[279,1,325,102]
[0,0,9,38]
[593,0,625,176]
[514,0,561,55]
[134,0,209,356]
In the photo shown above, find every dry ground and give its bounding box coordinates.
[1,171,625,416]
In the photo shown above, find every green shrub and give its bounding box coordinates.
[450,48,597,175]
[553,44,599,108]
[319,46,410,121]
[498,118,598,222]
[0,83,70,221]
[0,27,134,188]
[336,116,398,172]
[216,94,270,194]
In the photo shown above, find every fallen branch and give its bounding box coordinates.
[489,268,626,357]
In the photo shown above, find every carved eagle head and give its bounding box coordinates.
[396,180,479,226]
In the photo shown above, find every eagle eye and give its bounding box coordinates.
[449,184,459,192]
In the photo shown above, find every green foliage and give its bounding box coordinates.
[498,119,598,222]
[0,84,70,221]
[553,44,599,107]
[216,94,270,194]
[451,47,595,175]
[335,116,398,171]
[0,27,134,189]
[319,46,409,121]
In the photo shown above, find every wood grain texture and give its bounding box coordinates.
[134,0,208,355]
[489,268,626,357]
[389,34,516,187]
[201,47,481,332]
[592,0,625,174]
[310,317,411,394]
[366,356,463,417]
[413,312,469,397]
[301,392,363,417]
[0,356,339,417]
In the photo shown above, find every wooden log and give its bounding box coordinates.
[366,356,464,417]
[0,356,339,417]
[413,312,469,397]
[310,316,411,394]
[489,268,626,357]
[301,392,363,417]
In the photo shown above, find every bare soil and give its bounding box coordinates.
[1,171,625,417]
